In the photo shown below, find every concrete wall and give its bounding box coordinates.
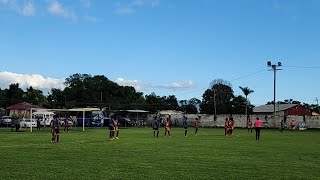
[146,114,320,129]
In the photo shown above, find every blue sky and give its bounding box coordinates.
[1,0,320,106]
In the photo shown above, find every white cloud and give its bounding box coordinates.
[114,78,142,91]
[0,0,35,16]
[168,80,194,89]
[115,0,160,15]
[0,0,10,6]
[132,0,144,6]
[151,0,160,8]
[84,15,97,22]
[0,71,65,92]
[114,78,194,91]
[21,2,35,16]
[115,3,135,14]
[47,0,77,21]
[0,72,193,94]
[81,0,91,8]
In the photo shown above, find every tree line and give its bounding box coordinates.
[1,73,317,115]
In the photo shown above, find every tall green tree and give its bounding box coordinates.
[179,98,201,114]
[239,86,254,120]
[25,86,48,107]
[145,93,165,112]
[58,73,145,109]
[200,79,234,114]
[231,95,247,114]
[164,95,179,110]
[6,83,24,105]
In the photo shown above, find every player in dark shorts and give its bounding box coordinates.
[109,117,115,140]
[37,118,41,131]
[194,118,199,135]
[183,117,188,137]
[152,117,160,138]
[53,116,60,143]
[64,117,70,133]
[50,118,55,143]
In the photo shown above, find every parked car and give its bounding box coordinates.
[20,119,37,128]
[33,111,54,127]
[77,116,104,127]
[117,117,134,127]
[1,116,12,126]
[59,118,73,127]
[91,119,102,127]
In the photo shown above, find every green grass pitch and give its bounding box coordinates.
[0,127,319,179]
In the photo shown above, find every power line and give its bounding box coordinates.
[284,65,320,69]
[175,68,268,97]
[230,69,267,82]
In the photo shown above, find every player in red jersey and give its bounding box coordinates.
[164,117,171,137]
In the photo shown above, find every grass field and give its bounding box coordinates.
[0,127,320,180]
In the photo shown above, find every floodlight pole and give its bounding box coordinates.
[273,65,276,124]
[316,98,319,113]
[213,88,217,120]
[268,61,282,127]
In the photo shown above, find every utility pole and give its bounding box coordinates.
[267,61,282,127]
[316,97,319,113]
[213,88,217,121]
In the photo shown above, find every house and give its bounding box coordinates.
[6,102,38,118]
[253,104,312,128]
[253,104,312,117]
[253,104,312,119]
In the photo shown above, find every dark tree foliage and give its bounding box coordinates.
[200,81,235,114]
[179,98,201,114]
[53,74,145,109]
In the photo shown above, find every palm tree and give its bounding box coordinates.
[239,86,254,121]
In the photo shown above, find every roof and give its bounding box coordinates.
[125,110,149,113]
[69,108,101,111]
[159,110,183,115]
[253,104,298,113]
[7,102,38,110]
[33,111,55,115]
